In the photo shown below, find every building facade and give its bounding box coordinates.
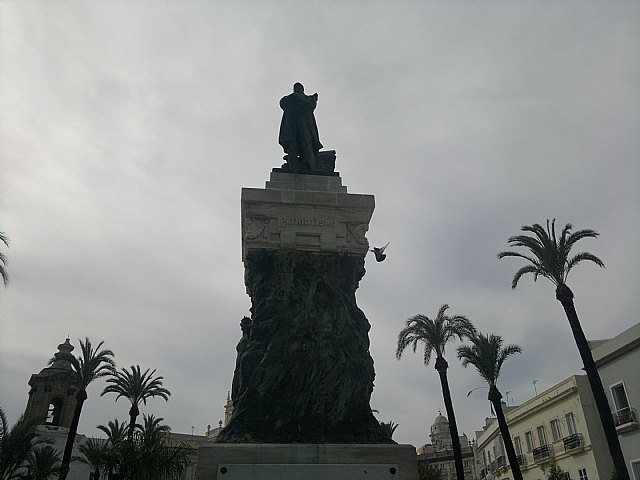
[476,375,614,480]
[591,322,640,480]
[417,413,477,480]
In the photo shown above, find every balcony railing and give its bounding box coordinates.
[532,444,554,463]
[563,433,584,451]
[496,456,506,469]
[613,407,637,427]
[516,454,527,466]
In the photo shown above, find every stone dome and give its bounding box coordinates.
[433,413,449,426]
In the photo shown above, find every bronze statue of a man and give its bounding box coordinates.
[278,83,323,172]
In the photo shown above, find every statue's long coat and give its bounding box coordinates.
[278,92,323,156]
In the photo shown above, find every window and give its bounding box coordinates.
[514,436,522,456]
[46,398,62,426]
[611,383,630,411]
[631,461,640,480]
[537,425,548,446]
[525,431,534,451]
[550,419,562,441]
[578,468,588,480]
[565,413,577,435]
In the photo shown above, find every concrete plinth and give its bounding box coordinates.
[196,444,418,480]
[241,172,375,261]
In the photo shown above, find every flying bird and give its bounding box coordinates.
[370,242,390,262]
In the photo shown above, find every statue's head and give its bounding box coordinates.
[240,316,252,335]
[293,82,304,93]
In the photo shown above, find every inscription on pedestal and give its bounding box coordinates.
[280,216,337,227]
[241,173,374,260]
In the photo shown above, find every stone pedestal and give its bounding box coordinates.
[217,170,387,444]
[241,172,374,262]
[196,444,418,480]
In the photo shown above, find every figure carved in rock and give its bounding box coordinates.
[230,316,253,406]
[244,218,269,240]
[278,83,323,172]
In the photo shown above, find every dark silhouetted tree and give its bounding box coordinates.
[397,304,475,480]
[379,421,398,440]
[457,333,522,480]
[25,446,63,480]
[498,220,627,480]
[57,339,115,480]
[0,408,49,480]
[101,366,170,442]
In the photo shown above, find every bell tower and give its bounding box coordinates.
[24,338,81,428]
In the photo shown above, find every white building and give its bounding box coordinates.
[591,323,640,480]
[476,375,614,480]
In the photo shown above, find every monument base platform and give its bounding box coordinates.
[196,443,418,480]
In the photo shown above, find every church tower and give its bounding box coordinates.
[430,411,453,452]
[24,338,81,427]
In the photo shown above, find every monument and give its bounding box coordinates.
[197,84,418,479]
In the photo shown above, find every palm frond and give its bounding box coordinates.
[457,332,521,388]
[511,264,543,289]
[379,420,399,439]
[565,228,599,248]
[495,344,523,376]
[0,407,50,480]
[97,419,128,444]
[565,252,605,279]
[499,220,603,289]
[24,445,64,478]
[396,305,473,366]
[71,338,115,389]
[102,365,171,408]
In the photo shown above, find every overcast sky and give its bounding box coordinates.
[1,2,638,449]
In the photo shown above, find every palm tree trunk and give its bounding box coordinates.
[122,403,140,480]
[435,356,465,480]
[127,404,139,442]
[488,385,523,480]
[58,388,88,480]
[556,284,630,480]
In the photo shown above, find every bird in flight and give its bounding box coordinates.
[370,242,390,262]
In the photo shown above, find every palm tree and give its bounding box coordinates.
[101,366,170,442]
[136,415,170,441]
[396,304,475,480]
[498,220,628,480]
[97,420,128,447]
[457,332,523,480]
[0,408,49,480]
[76,439,108,480]
[96,419,128,480]
[57,339,115,480]
[124,415,192,480]
[0,232,9,287]
[24,446,63,480]
[379,421,399,440]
